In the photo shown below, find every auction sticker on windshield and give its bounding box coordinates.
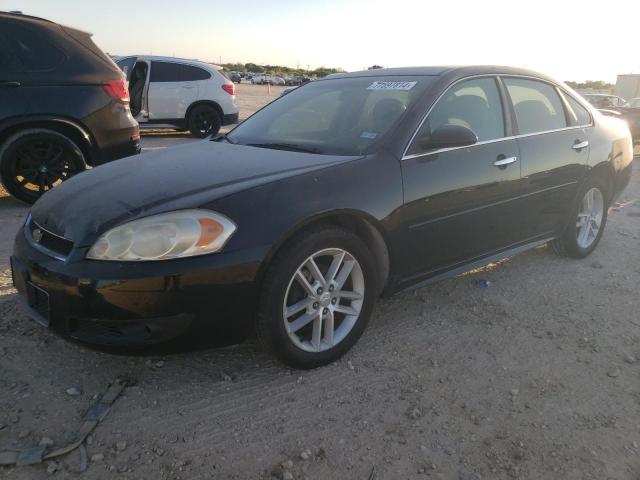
[367,81,417,90]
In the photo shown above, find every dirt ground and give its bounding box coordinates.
[1,83,640,480]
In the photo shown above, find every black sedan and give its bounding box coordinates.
[11,66,633,368]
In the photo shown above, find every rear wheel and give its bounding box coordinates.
[552,177,609,258]
[0,129,85,204]
[188,105,221,138]
[256,226,377,369]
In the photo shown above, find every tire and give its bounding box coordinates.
[188,105,221,138]
[256,226,377,369]
[552,176,609,258]
[0,129,85,204]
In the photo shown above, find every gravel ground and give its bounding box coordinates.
[1,84,639,479]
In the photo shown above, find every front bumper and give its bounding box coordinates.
[11,230,266,347]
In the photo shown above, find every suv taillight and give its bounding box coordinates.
[222,83,235,96]
[102,78,129,104]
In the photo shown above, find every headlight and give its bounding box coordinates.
[86,210,236,261]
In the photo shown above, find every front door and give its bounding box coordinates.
[397,76,524,287]
[147,61,198,121]
[115,56,149,122]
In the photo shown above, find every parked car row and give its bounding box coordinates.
[251,74,286,85]
[248,74,313,86]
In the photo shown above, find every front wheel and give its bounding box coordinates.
[552,177,609,258]
[188,105,221,138]
[256,226,377,369]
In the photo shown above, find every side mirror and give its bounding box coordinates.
[420,124,478,150]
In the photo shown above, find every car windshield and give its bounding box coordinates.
[227,75,436,155]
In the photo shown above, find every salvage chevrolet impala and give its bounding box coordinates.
[11,66,633,368]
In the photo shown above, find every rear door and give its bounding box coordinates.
[0,21,69,121]
[502,77,590,238]
[0,29,33,120]
[398,76,525,285]
[147,61,198,121]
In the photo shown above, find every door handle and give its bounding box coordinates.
[572,140,589,150]
[0,81,21,88]
[493,156,518,167]
[181,85,195,89]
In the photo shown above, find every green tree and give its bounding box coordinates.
[565,80,614,90]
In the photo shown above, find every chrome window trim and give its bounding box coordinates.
[401,73,594,161]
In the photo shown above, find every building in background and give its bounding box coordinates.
[615,74,640,101]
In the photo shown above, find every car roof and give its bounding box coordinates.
[122,55,222,70]
[0,10,54,23]
[325,65,561,83]
[0,10,92,35]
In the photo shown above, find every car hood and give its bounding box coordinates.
[31,140,357,245]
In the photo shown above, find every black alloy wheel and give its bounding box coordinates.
[0,129,85,204]
[188,105,222,138]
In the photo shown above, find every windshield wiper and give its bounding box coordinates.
[245,142,321,154]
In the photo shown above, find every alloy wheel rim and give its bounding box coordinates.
[9,140,77,197]
[194,111,214,134]
[283,248,365,353]
[576,187,604,249]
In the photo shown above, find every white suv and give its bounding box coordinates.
[115,56,238,137]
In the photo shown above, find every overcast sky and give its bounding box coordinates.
[4,0,639,82]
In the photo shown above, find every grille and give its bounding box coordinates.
[27,216,74,259]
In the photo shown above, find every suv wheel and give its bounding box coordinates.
[256,226,377,369]
[188,105,221,138]
[0,129,85,204]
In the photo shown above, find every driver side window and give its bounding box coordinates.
[408,77,505,155]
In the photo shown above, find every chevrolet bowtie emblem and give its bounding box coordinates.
[32,228,43,243]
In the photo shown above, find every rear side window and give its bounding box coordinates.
[504,78,567,134]
[181,64,211,81]
[408,77,505,154]
[150,61,182,82]
[4,23,66,71]
[150,61,211,82]
[560,91,592,126]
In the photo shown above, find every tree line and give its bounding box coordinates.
[565,80,614,90]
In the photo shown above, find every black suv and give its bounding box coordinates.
[0,12,140,204]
